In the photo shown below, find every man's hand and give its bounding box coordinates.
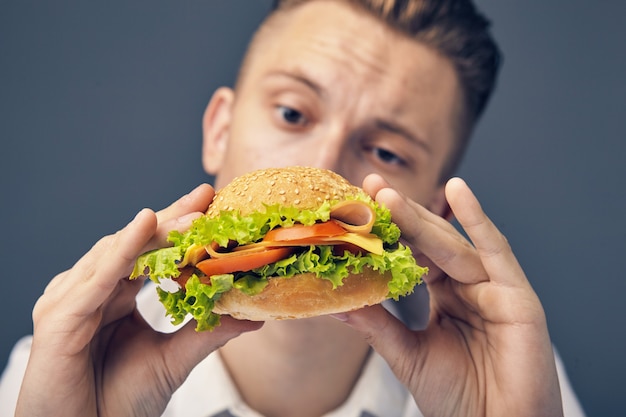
[343,175,563,417]
[16,184,262,417]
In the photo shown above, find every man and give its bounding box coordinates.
[0,0,585,416]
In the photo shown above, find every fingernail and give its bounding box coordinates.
[189,183,211,197]
[131,208,150,224]
[180,184,212,207]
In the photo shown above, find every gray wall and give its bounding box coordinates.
[1,1,624,415]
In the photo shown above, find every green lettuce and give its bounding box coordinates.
[130,191,426,331]
[157,274,234,332]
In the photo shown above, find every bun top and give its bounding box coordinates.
[207,166,363,217]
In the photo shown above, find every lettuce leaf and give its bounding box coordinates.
[131,246,183,281]
[157,273,234,331]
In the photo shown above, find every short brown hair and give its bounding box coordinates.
[268,0,502,181]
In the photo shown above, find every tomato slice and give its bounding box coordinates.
[263,220,346,243]
[195,246,296,276]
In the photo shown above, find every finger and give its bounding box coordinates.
[144,211,204,252]
[362,173,390,198]
[62,208,159,316]
[41,270,69,295]
[374,186,487,285]
[155,183,215,225]
[445,178,526,286]
[142,183,214,252]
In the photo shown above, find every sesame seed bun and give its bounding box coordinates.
[208,166,393,321]
[207,166,362,217]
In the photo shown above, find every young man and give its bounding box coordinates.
[1,1,585,416]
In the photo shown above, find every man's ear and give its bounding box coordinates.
[428,184,454,221]
[202,87,235,175]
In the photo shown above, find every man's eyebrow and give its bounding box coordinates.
[375,119,432,154]
[263,70,325,97]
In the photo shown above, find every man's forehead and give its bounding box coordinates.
[241,2,392,78]
[241,2,442,93]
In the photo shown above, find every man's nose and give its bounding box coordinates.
[311,127,350,176]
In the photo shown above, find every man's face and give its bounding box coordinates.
[203,1,464,212]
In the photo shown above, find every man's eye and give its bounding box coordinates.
[373,147,404,165]
[277,105,307,126]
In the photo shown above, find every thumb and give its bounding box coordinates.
[160,317,263,389]
[335,305,420,385]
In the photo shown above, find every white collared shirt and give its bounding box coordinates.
[0,282,586,417]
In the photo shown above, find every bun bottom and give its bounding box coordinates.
[213,267,392,321]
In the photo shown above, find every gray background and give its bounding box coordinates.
[1,1,624,415]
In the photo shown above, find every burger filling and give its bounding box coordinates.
[131,193,426,330]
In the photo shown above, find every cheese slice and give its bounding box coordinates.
[179,243,209,267]
[325,232,384,255]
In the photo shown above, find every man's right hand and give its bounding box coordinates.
[15,184,262,417]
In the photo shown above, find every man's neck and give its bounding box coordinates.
[219,316,371,417]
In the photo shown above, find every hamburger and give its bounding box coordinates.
[130,166,427,330]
